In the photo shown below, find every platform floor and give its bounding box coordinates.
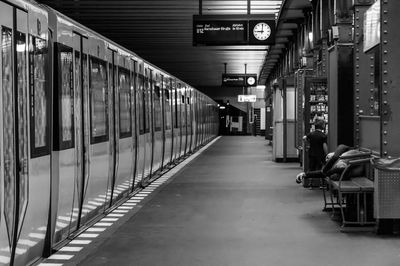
[48,136,400,266]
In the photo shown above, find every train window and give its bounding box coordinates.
[119,68,131,138]
[154,85,162,131]
[89,56,109,143]
[29,35,50,157]
[138,74,145,134]
[187,97,190,105]
[55,43,74,150]
[164,89,172,130]
[181,94,185,104]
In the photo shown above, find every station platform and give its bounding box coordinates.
[41,136,400,266]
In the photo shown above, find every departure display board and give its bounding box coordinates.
[193,15,275,46]
[193,20,248,45]
[222,74,257,87]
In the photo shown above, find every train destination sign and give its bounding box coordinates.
[222,74,257,87]
[193,20,248,45]
[238,95,257,103]
[193,15,275,46]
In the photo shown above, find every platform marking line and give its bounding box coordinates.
[87,201,103,206]
[15,248,27,255]
[0,255,10,264]
[122,203,137,206]
[59,246,83,252]
[82,204,96,210]
[86,227,106,232]
[69,240,92,245]
[101,218,119,222]
[113,210,129,213]
[57,216,72,222]
[131,196,145,200]
[136,192,151,196]
[18,239,37,247]
[29,233,46,239]
[0,247,26,255]
[127,199,141,203]
[118,206,134,210]
[56,221,69,228]
[93,198,106,203]
[78,233,99,238]
[94,222,113,226]
[48,254,74,260]
[107,213,124,217]
[37,263,63,266]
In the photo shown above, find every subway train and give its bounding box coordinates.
[0,0,219,265]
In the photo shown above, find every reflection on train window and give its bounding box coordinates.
[138,75,145,134]
[119,68,132,138]
[154,85,162,131]
[29,35,50,157]
[56,43,74,150]
[164,88,172,130]
[2,27,16,204]
[90,57,109,143]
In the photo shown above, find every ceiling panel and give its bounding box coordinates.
[38,0,282,89]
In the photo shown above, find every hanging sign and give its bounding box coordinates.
[193,15,275,46]
[222,74,257,87]
[238,95,257,102]
[193,20,248,45]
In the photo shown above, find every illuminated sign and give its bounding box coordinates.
[193,20,247,45]
[222,74,257,87]
[193,15,275,46]
[238,95,257,102]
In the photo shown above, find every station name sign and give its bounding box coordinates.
[222,74,257,87]
[238,95,257,103]
[193,15,275,46]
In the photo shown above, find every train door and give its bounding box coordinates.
[130,60,138,191]
[186,89,192,154]
[190,90,197,152]
[152,73,163,173]
[142,67,152,183]
[105,49,118,206]
[76,40,109,227]
[170,80,177,162]
[136,64,145,186]
[162,78,173,167]
[109,54,133,203]
[70,32,108,231]
[179,86,185,157]
[0,5,50,265]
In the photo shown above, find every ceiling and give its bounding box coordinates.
[38,0,282,89]
[261,0,312,80]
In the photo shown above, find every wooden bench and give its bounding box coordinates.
[323,156,376,230]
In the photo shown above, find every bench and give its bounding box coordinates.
[323,155,376,230]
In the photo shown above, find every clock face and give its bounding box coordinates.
[253,22,271,41]
[247,77,256,86]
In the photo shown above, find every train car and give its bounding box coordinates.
[0,0,219,265]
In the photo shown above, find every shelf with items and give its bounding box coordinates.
[304,78,328,133]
